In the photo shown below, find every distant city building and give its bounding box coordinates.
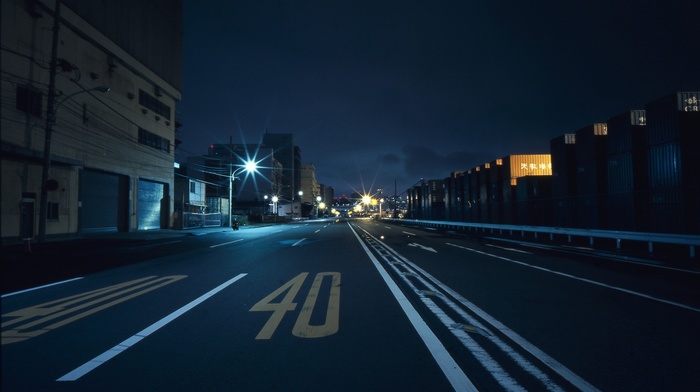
[262,132,301,202]
[299,163,320,216]
[1,0,183,241]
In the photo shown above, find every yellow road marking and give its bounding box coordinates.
[250,273,307,340]
[2,275,186,345]
[293,272,340,338]
[251,272,341,340]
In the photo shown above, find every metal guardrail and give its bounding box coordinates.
[384,218,700,258]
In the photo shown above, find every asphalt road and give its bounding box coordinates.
[3,218,700,391]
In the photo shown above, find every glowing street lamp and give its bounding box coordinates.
[229,160,257,228]
[271,195,279,216]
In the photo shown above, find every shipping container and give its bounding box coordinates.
[515,175,553,227]
[575,124,609,229]
[608,151,648,231]
[465,169,479,223]
[648,188,686,234]
[489,159,505,224]
[550,134,577,198]
[575,123,608,164]
[425,179,446,221]
[550,134,577,227]
[607,110,646,155]
[407,185,422,219]
[494,155,552,224]
[445,171,465,222]
[478,163,491,223]
[646,91,700,146]
[646,141,700,234]
[648,142,683,188]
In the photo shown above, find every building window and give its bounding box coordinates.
[16,85,43,117]
[138,127,170,153]
[190,181,196,193]
[48,202,59,221]
[139,89,171,120]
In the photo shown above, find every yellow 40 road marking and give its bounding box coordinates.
[250,272,340,339]
[1,275,186,345]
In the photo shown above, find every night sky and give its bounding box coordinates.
[179,0,699,197]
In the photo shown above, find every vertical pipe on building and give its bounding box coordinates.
[38,0,62,243]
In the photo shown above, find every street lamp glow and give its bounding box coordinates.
[244,160,257,173]
[362,195,371,205]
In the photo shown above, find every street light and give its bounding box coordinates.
[271,195,279,221]
[229,160,257,228]
[38,85,110,243]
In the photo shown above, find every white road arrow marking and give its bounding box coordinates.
[408,243,437,253]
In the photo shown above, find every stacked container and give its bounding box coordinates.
[606,110,648,231]
[492,155,552,225]
[445,171,465,222]
[645,92,700,234]
[477,163,492,224]
[516,175,553,227]
[550,134,577,227]
[574,123,609,229]
[465,168,479,223]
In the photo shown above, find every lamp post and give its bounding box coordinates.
[37,85,110,243]
[297,191,303,217]
[271,196,279,222]
[316,195,321,218]
[228,160,257,228]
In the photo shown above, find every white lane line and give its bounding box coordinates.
[292,238,306,247]
[485,244,531,254]
[315,229,321,233]
[209,239,244,248]
[402,231,417,236]
[349,224,477,391]
[447,242,700,314]
[57,273,248,381]
[2,277,84,298]
[395,251,597,392]
[363,228,597,391]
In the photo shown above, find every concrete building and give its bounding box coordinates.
[299,163,320,217]
[2,0,182,242]
[262,132,301,203]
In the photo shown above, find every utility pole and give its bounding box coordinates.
[38,0,62,243]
